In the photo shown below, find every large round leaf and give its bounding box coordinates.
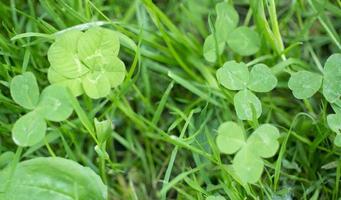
[11,111,46,147]
[10,72,40,110]
[323,53,341,103]
[82,72,111,99]
[216,121,245,154]
[203,34,225,63]
[214,2,239,42]
[247,64,277,93]
[78,27,120,69]
[216,61,249,90]
[227,27,260,56]
[102,57,126,88]
[0,157,107,200]
[48,67,84,97]
[234,89,262,120]
[48,30,89,78]
[232,148,264,184]
[288,70,322,99]
[247,124,280,158]
[37,85,73,122]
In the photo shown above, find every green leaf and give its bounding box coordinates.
[334,135,341,147]
[0,157,107,200]
[232,148,264,184]
[47,67,84,97]
[36,85,73,122]
[288,70,322,99]
[214,2,239,42]
[323,53,341,103]
[10,72,40,110]
[327,113,341,133]
[247,124,280,158]
[203,34,225,63]
[247,64,277,93]
[234,89,262,120]
[11,111,46,147]
[94,118,112,144]
[206,195,226,200]
[216,61,249,90]
[78,27,120,69]
[82,72,111,99]
[227,26,260,56]
[48,30,89,78]
[102,57,126,88]
[216,121,245,154]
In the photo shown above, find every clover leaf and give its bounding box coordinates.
[47,27,127,99]
[10,72,40,110]
[227,26,261,56]
[216,122,280,183]
[216,61,249,90]
[327,113,341,147]
[248,64,277,93]
[12,111,46,147]
[214,2,239,42]
[288,70,322,99]
[10,72,74,147]
[234,89,262,121]
[203,34,225,63]
[216,61,277,120]
[334,135,341,147]
[322,53,341,103]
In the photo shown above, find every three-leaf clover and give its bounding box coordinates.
[10,72,73,147]
[216,121,280,183]
[216,61,277,120]
[47,27,126,99]
[203,2,260,62]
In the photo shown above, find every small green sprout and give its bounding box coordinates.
[216,121,280,183]
[203,2,260,62]
[216,61,277,120]
[0,157,107,200]
[47,27,126,99]
[10,72,73,147]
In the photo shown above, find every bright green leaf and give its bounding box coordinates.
[247,124,280,158]
[10,72,39,110]
[214,2,239,42]
[206,195,226,200]
[233,148,264,184]
[227,26,260,56]
[216,61,249,90]
[11,111,46,147]
[37,85,73,122]
[82,72,111,99]
[288,70,322,99]
[334,135,341,147]
[48,30,89,78]
[323,53,341,103]
[0,157,107,200]
[203,34,225,63]
[327,113,341,133]
[47,67,84,97]
[102,57,126,88]
[78,27,120,69]
[247,64,277,93]
[216,121,245,154]
[234,89,262,120]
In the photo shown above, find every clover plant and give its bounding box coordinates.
[10,72,73,147]
[216,61,277,120]
[47,27,126,99]
[203,2,260,62]
[216,121,280,183]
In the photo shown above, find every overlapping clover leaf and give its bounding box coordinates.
[216,121,280,183]
[203,2,260,62]
[47,27,126,99]
[216,61,277,120]
[10,72,73,147]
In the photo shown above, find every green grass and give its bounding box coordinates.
[0,0,341,199]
